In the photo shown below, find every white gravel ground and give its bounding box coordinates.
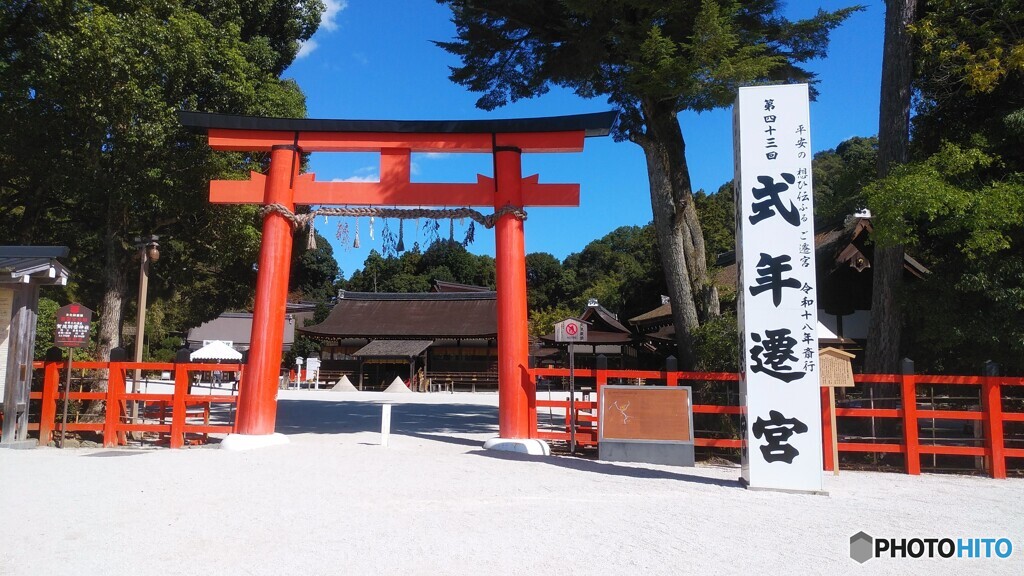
[1,389,1021,575]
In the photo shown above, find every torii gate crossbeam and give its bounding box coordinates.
[180,111,616,446]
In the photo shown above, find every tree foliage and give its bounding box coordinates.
[693,183,735,267]
[291,231,342,302]
[435,0,858,367]
[865,142,1024,372]
[344,241,496,293]
[860,0,1024,372]
[812,136,878,223]
[0,0,322,363]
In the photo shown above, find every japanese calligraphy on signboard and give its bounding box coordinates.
[734,84,824,493]
[54,303,93,348]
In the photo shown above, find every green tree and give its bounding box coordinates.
[861,0,1024,372]
[525,252,564,310]
[562,225,665,319]
[291,231,341,302]
[0,0,322,368]
[418,240,496,287]
[344,240,496,293]
[436,0,858,367]
[812,136,878,223]
[693,183,735,268]
[528,304,577,339]
[865,144,1024,372]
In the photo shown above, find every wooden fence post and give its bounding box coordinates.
[170,352,189,448]
[595,355,608,439]
[38,347,63,445]
[665,356,678,386]
[525,358,538,439]
[104,361,125,447]
[821,387,835,472]
[900,358,920,475]
[982,361,1006,479]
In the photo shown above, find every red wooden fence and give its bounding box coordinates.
[28,360,240,448]
[529,368,1024,479]
[12,360,1024,478]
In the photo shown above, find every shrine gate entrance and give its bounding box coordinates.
[180,111,615,445]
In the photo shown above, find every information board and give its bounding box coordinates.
[600,386,693,443]
[54,303,93,348]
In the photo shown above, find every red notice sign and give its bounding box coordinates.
[55,303,93,348]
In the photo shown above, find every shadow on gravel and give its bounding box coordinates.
[274,399,499,437]
[468,449,742,488]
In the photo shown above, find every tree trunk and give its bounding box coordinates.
[866,0,916,374]
[683,196,721,321]
[96,217,128,377]
[79,217,127,420]
[638,99,721,368]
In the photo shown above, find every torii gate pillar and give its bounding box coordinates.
[494,147,532,439]
[234,144,299,436]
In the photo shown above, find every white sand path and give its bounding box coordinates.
[0,390,1021,575]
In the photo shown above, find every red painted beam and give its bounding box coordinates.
[918,445,986,456]
[494,131,585,152]
[212,172,580,207]
[210,173,266,204]
[299,132,493,152]
[206,129,587,153]
[208,129,296,151]
[838,442,904,453]
[295,175,495,207]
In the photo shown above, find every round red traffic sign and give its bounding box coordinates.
[565,323,579,336]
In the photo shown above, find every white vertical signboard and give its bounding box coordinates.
[734,84,823,493]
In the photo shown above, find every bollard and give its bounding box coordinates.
[381,404,392,447]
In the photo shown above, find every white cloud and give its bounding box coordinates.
[421,152,452,160]
[296,39,318,59]
[321,0,347,32]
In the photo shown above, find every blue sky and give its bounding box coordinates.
[282,1,884,278]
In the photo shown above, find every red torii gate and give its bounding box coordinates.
[180,111,615,445]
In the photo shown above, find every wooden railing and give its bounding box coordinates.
[26,360,241,448]
[528,367,1024,479]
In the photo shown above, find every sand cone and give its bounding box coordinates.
[330,375,359,392]
[383,376,413,393]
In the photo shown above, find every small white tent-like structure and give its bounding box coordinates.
[190,340,242,361]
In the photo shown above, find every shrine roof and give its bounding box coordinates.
[0,246,71,285]
[352,339,434,358]
[298,290,497,340]
[178,110,618,137]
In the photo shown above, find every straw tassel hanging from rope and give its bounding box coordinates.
[307,218,317,250]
